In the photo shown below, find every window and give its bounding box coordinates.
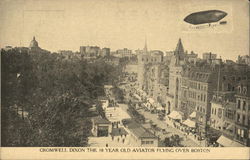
[243,115,245,125]
[218,108,222,118]
[237,114,240,123]
[243,87,247,95]
[238,86,241,93]
[212,108,214,114]
[204,94,206,102]
[215,108,217,115]
[238,100,241,109]
[243,101,246,111]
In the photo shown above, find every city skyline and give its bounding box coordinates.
[0,0,249,61]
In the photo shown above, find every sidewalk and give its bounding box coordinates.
[165,117,206,147]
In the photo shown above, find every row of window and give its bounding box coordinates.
[141,58,159,62]
[236,128,247,139]
[237,100,249,111]
[141,141,154,145]
[236,113,249,126]
[197,106,206,114]
[211,107,236,120]
[238,86,248,95]
[189,81,207,91]
[223,75,248,82]
[188,91,206,102]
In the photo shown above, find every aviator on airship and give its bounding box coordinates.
[184,10,228,28]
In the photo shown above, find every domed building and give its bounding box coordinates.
[28,36,50,54]
[29,36,39,49]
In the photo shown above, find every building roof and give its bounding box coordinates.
[175,38,184,55]
[127,120,157,139]
[92,116,111,124]
[217,135,245,147]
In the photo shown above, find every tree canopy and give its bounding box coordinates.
[1,49,121,146]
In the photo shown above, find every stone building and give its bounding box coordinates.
[203,52,217,60]
[79,46,101,57]
[166,38,186,115]
[234,79,250,146]
[137,41,163,91]
[101,48,110,57]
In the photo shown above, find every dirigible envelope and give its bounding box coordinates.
[184,10,227,25]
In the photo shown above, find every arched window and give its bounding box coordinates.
[243,87,247,95]
[238,86,241,93]
[243,101,246,110]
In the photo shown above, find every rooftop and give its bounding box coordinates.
[92,116,111,124]
[126,120,157,139]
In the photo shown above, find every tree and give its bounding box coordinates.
[164,134,184,147]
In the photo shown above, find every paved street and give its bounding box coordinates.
[118,84,201,147]
[137,108,200,147]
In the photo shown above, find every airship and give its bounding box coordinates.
[184,10,227,25]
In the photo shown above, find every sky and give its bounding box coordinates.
[0,0,249,60]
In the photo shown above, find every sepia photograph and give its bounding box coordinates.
[0,0,249,156]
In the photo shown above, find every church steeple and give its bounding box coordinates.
[174,38,185,65]
[175,38,184,55]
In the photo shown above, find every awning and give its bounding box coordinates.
[182,119,196,128]
[217,135,245,147]
[168,111,182,120]
[189,111,196,118]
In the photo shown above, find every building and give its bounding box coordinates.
[137,40,163,91]
[91,116,112,137]
[166,38,186,115]
[101,48,110,57]
[125,120,158,147]
[237,55,250,65]
[203,52,217,60]
[234,79,250,146]
[186,51,198,64]
[79,46,101,57]
[28,36,50,54]
[116,48,133,58]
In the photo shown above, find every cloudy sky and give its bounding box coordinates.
[0,0,249,60]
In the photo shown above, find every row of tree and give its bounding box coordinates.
[1,48,121,146]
